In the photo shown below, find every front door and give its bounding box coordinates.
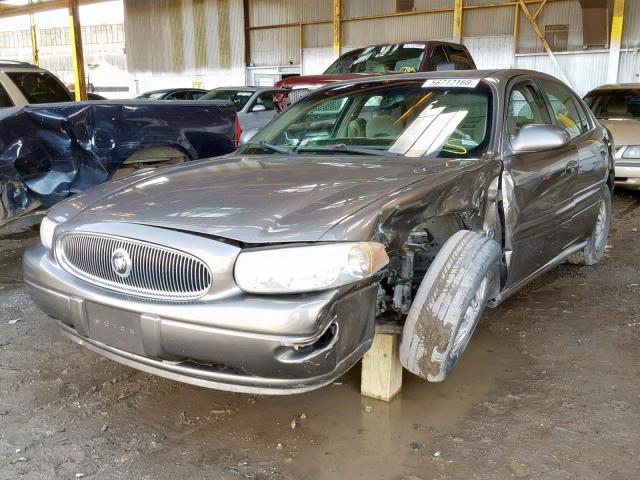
[502,79,579,288]
[538,78,607,243]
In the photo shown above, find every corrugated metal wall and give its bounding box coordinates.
[622,0,640,47]
[118,0,639,93]
[514,51,609,95]
[518,1,584,54]
[343,11,453,47]
[463,35,514,69]
[124,0,244,74]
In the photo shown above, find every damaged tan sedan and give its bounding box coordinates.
[24,70,613,393]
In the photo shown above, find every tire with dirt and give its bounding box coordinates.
[568,187,611,266]
[399,230,501,382]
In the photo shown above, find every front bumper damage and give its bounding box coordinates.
[23,224,378,394]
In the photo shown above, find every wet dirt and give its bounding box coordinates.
[1,192,639,479]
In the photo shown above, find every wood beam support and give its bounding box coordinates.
[29,0,39,67]
[68,0,87,101]
[513,2,520,58]
[453,0,464,43]
[361,333,403,402]
[518,0,572,87]
[332,0,342,56]
[607,0,625,84]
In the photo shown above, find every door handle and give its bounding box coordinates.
[565,160,579,175]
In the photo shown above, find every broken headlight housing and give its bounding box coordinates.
[234,242,389,294]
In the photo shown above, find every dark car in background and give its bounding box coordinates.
[133,88,209,100]
[25,70,612,394]
[201,86,281,130]
[273,41,476,111]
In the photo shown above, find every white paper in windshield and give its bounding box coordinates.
[423,78,480,88]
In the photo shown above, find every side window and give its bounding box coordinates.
[429,46,448,71]
[190,91,205,100]
[539,80,589,138]
[254,92,275,111]
[445,46,473,70]
[0,83,13,107]
[506,84,551,134]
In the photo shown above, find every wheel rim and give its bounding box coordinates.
[451,273,490,355]
[593,197,608,253]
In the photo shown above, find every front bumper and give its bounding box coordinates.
[23,243,378,394]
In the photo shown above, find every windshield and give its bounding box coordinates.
[200,89,253,110]
[584,89,640,120]
[6,71,72,104]
[325,43,426,74]
[323,50,364,74]
[240,81,492,159]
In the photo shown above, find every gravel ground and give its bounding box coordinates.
[1,191,639,480]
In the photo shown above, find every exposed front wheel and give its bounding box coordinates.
[399,230,502,382]
[568,187,611,266]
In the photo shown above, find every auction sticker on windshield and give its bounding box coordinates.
[423,79,480,88]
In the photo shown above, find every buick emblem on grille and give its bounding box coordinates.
[111,248,132,278]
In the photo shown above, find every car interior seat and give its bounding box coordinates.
[606,97,629,117]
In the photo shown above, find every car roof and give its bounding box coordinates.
[140,88,208,94]
[0,60,38,68]
[312,68,559,87]
[209,86,276,93]
[586,83,640,93]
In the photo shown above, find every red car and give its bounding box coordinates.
[274,41,476,111]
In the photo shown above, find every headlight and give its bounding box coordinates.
[622,145,640,159]
[39,216,58,249]
[234,242,389,294]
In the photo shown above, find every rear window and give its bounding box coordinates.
[200,89,254,110]
[584,89,640,120]
[6,71,72,104]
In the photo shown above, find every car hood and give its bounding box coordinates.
[275,73,382,90]
[599,118,640,146]
[53,155,483,244]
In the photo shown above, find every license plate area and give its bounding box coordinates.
[87,302,145,355]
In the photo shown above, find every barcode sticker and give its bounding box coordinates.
[423,78,481,88]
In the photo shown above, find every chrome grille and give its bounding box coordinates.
[56,233,212,301]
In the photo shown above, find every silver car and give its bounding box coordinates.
[200,86,280,130]
[24,70,613,394]
[584,84,640,189]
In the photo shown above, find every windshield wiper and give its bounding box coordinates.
[246,141,296,155]
[296,144,402,158]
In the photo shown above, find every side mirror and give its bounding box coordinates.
[510,124,570,153]
[239,127,260,146]
[251,104,267,112]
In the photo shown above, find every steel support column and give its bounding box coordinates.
[333,0,342,56]
[607,0,625,84]
[453,0,464,42]
[68,0,87,100]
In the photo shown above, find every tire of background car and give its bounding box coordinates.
[399,230,502,382]
[567,187,611,266]
[112,146,188,180]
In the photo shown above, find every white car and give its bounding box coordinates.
[585,84,640,189]
[0,60,74,107]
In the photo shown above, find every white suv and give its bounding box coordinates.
[0,60,73,107]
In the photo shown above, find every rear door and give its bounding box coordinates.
[502,78,578,287]
[538,78,607,241]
